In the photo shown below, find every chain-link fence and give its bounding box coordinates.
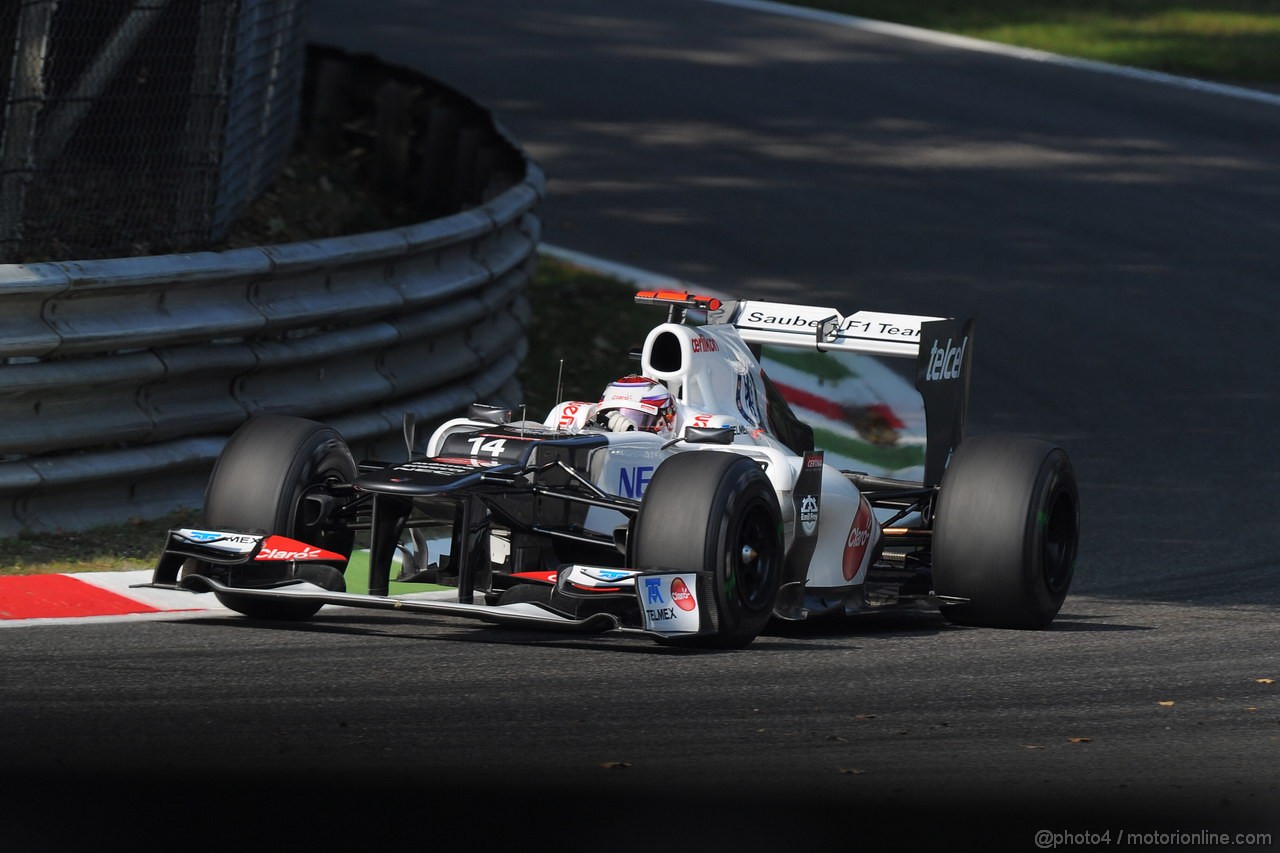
[0,0,307,262]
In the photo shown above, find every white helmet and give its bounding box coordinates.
[595,375,676,436]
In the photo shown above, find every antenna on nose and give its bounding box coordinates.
[402,412,417,460]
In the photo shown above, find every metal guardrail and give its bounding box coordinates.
[0,47,544,536]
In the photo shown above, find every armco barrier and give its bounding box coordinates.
[0,46,544,536]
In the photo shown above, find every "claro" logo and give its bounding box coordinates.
[256,546,323,561]
[670,577,697,611]
[842,499,875,581]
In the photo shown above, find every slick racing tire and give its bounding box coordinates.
[201,414,357,620]
[632,451,784,649]
[931,435,1079,629]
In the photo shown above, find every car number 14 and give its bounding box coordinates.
[467,437,508,458]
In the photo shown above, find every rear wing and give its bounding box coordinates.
[707,298,974,488]
[713,299,939,358]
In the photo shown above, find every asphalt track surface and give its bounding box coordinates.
[5,2,1279,848]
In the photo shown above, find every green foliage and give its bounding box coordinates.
[516,255,659,417]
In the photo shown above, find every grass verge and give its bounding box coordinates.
[516,254,659,416]
[0,511,201,576]
[787,1,1280,85]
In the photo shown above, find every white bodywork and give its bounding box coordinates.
[426,299,944,609]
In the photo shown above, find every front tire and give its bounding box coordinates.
[931,435,1079,629]
[631,451,784,648]
[201,415,357,620]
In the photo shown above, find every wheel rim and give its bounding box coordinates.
[1040,488,1077,594]
[729,498,782,612]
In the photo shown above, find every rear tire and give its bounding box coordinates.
[931,435,1079,629]
[632,451,783,648]
[202,415,357,620]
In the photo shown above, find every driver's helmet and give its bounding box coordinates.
[595,375,676,435]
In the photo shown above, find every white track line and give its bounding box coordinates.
[694,0,1280,108]
[72,569,228,613]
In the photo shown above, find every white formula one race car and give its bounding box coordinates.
[145,290,1080,648]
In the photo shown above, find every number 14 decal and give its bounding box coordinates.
[467,437,507,457]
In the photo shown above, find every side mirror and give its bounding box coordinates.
[683,426,734,445]
[468,403,512,424]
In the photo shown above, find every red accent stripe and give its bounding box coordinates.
[773,380,845,421]
[634,290,722,311]
[511,571,558,583]
[772,380,906,429]
[0,574,163,620]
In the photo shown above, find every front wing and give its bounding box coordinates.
[177,574,628,633]
[165,573,716,642]
[140,527,720,643]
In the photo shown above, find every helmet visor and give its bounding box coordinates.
[606,407,660,431]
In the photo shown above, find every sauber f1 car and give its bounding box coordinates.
[143,290,1080,648]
